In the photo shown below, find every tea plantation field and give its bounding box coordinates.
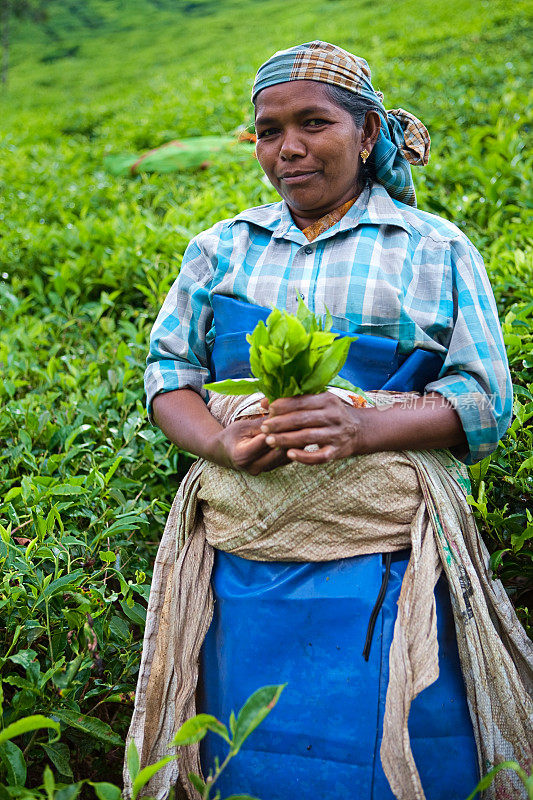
[0,0,532,792]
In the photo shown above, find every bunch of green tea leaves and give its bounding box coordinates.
[204,298,356,402]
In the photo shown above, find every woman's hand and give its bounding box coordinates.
[259,390,468,465]
[153,387,467,473]
[212,415,291,475]
[260,393,364,465]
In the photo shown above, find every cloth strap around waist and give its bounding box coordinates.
[209,295,444,393]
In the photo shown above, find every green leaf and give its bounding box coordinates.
[54,781,83,800]
[222,795,261,800]
[188,772,206,794]
[516,455,533,475]
[171,714,230,746]
[327,375,368,397]
[0,715,60,746]
[104,456,123,485]
[247,319,269,350]
[258,345,283,375]
[92,783,122,800]
[489,549,510,571]
[40,742,73,779]
[42,570,87,600]
[300,336,354,394]
[464,760,529,800]
[296,294,311,322]
[131,757,177,800]
[51,711,122,746]
[203,378,261,395]
[119,600,146,626]
[283,316,309,357]
[56,784,83,800]
[46,484,89,496]
[3,487,22,503]
[126,739,140,782]
[43,765,55,800]
[232,684,285,753]
[468,455,492,485]
[0,741,27,787]
[9,649,38,669]
[511,522,533,552]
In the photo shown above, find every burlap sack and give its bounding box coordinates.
[125,392,533,800]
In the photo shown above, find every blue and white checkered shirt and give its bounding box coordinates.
[145,182,512,464]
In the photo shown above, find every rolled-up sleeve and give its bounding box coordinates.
[144,236,215,420]
[425,235,512,464]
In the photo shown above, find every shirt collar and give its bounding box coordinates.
[228,181,411,242]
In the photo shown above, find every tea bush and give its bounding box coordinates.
[0,0,531,789]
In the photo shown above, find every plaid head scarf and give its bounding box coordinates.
[252,41,430,207]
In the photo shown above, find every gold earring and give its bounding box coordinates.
[360,148,370,164]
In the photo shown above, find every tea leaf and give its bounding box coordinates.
[40,743,73,779]
[92,783,123,800]
[204,379,262,395]
[126,740,140,782]
[0,741,27,786]
[171,714,230,746]
[51,711,122,746]
[0,716,60,746]
[132,757,177,800]
[232,684,285,752]
[188,772,206,794]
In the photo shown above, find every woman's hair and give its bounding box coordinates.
[323,84,379,184]
[323,84,378,127]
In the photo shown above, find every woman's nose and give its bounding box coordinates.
[279,129,306,160]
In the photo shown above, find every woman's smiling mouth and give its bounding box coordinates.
[279,171,318,184]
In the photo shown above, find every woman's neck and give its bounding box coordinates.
[288,183,364,231]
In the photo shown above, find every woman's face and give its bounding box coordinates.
[254,81,372,228]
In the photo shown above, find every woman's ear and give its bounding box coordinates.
[362,111,381,152]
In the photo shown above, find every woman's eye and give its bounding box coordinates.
[257,128,278,139]
[306,119,329,127]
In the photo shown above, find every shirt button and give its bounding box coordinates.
[304,245,313,255]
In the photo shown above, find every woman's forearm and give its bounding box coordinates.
[358,392,467,454]
[152,389,225,462]
[151,389,285,473]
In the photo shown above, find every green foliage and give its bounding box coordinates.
[0,0,531,789]
[464,760,533,800]
[171,684,284,799]
[0,686,282,800]
[205,299,356,401]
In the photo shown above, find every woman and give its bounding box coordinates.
[126,42,532,800]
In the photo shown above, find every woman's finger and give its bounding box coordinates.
[268,393,331,416]
[261,408,332,434]
[231,432,270,462]
[245,447,290,475]
[264,427,338,449]
[286,445,337,464]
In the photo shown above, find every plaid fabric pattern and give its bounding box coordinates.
[251,41,431,206]
[291,41,372,88]
[390,108,431,166]
[145,183,512,465]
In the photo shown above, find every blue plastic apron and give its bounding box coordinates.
[199,296,478,800]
